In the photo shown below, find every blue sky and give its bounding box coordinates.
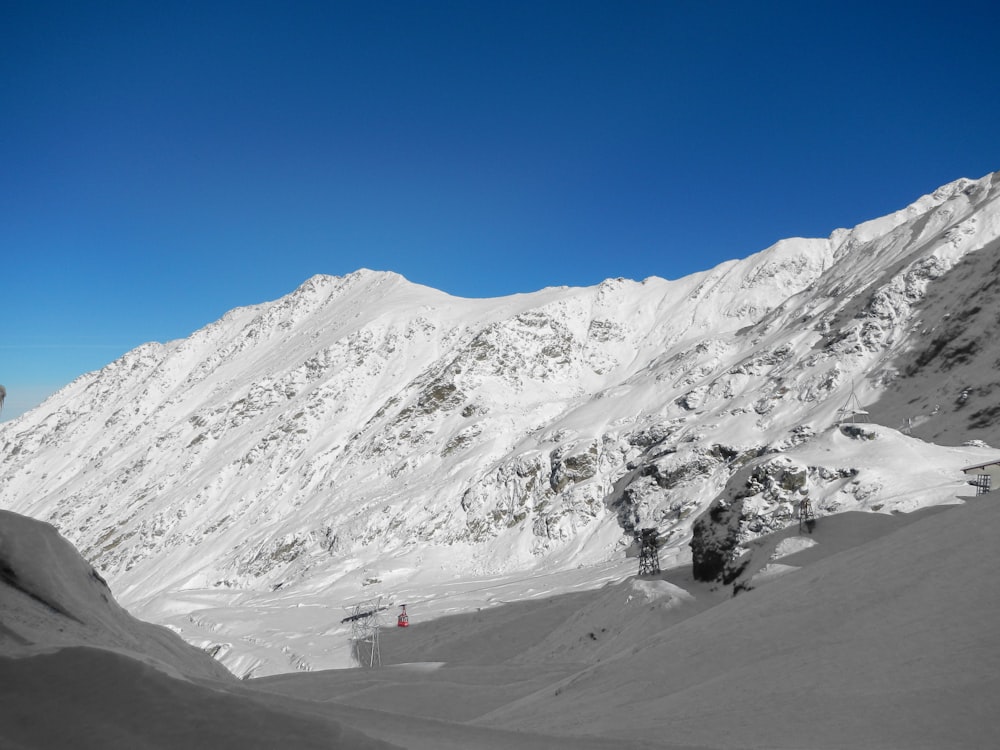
[2,1,999,420]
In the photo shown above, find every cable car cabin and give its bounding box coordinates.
[397,604,409,627]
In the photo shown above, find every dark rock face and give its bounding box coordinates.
[549,441,599,493]
[867,237,1000,447]
[688,455,812,582]
[690,497,745,582]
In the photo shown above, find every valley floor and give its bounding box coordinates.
[253,576,726,750]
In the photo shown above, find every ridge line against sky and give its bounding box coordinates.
[3,0,1000,420]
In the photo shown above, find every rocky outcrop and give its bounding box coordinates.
[690,447,868,582]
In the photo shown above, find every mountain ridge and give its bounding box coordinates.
[2,170,999,675]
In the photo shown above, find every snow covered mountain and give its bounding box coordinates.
[2,170,999,676]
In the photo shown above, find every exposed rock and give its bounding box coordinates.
[549,441,600,493]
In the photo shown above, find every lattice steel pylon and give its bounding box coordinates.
[341,595,387,667]
[637,528,660,576]
[837,381,869,424]
[798,495,816,533]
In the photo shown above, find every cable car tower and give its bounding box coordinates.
[340,595,387,667]
[636,527,661,576]
[837,381,869,424]
[798,496,816,533]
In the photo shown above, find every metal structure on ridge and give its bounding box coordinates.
[962,459,1000,496]
[637,527,661,576]
[798,495,816,533]
[341,595,388,667]
[837,381,869,424]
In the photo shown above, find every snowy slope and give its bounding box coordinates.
[0,509,399,749]
[472,497,1000,750]
[253,498,1000,750]
[1,170,999,676]
[0,508,231,682]
[7,470,994,749]
[0,648,400,750]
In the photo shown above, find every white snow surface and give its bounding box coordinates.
[1,170,1000,683]
[771,535,817,559]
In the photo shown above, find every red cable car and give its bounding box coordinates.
[397,604,409,627]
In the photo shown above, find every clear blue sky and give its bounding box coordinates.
[3,1,999,420]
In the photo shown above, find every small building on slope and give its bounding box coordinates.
[961,459,1000,496]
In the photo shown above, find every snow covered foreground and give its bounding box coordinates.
[4,492,999,749]
[0,510,392,749]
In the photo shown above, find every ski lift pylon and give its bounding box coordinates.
[837,381,868,424]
